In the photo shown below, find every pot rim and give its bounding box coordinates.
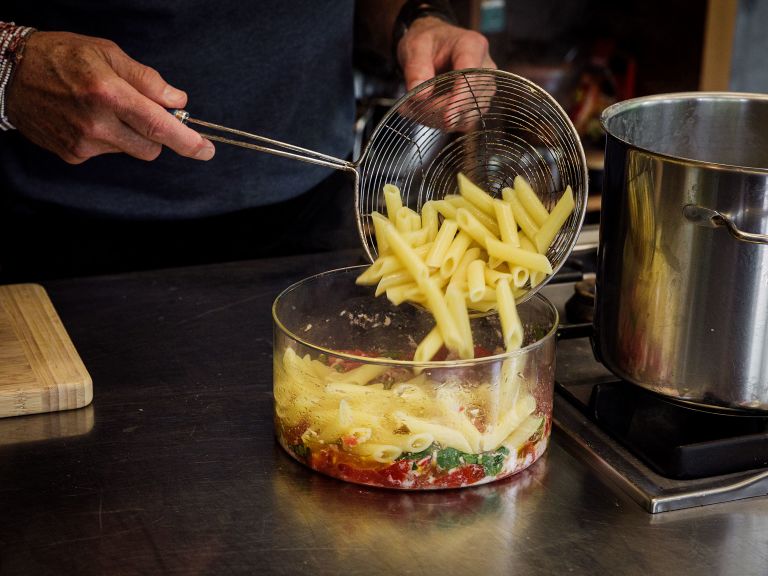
[272,265,560,369]
[600,91,768,175]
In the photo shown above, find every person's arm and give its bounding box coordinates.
[357,1,495,90]
[0,22,214,164]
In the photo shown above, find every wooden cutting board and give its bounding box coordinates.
[0,283,92,418]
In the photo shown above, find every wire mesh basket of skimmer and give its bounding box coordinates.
[175,68,588,301]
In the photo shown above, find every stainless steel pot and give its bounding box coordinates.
[595,93,768,412]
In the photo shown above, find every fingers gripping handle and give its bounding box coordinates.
[170,109,354,172]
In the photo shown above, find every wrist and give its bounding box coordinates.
[0,22,37,131]
[392,0,458,73]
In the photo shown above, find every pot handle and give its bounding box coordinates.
[683,204,768,245]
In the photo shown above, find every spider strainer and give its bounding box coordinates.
[175,68,588,302]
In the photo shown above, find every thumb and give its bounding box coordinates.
[110,51,187,109]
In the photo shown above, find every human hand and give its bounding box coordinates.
[396,18,496,131]
[396,17,496,91]
[6,31,215,164]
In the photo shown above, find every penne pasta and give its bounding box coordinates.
[440,231,473,279]
[355,254,402,285]
[509,265,531,288]
[447,195,501,237]
[393,411,474,453]
[371,211,391,255]
[420,277,463,353]
[445,284,474,359]
[467,299,499,313]
[501,186,539,242]
[513,175,550,226]
[386,282,418,306]
[413,326,444,363]
[466,259,487,302]
[351,443,403,463]
[480,393,537,451]
[426,218,459,268]
[455,208,499,249]
[496,278,523,351]
[432,199,458,220]
[486,237,553,274]
[503,414,544,452]
[483,265,512,288]
[493,199,520,247]
[405,432,434,453]
[519,236,548,287]
[375,271,412,297]
[396,206,422,234]
[382,220,430,282]
[421,201,439,242]
[384,184,403,222]
[404,227,431,247]
[534,185,575,254]
[457,172,495,215]
[355,174,572,363]
[332,363,390,385]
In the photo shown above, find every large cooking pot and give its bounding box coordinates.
[595,92,768,412]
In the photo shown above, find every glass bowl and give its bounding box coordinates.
[272,266,558,489]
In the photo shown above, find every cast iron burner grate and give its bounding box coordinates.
[559,378,768,479]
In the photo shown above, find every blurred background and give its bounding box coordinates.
[354,0,764,223]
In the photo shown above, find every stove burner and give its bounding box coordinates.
[563,379,768,479]
[551,267,768,511]
[564,275,595,323]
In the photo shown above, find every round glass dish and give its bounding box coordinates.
[272,266,558,489]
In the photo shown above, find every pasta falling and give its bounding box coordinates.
[356,173,573,361]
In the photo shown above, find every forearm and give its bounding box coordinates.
[0,21,36,130]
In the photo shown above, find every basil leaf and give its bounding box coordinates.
[436,447,479,470]
[479,446,509,476]
[437,446,509,474]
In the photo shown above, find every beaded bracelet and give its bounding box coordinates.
[0,22,36,131]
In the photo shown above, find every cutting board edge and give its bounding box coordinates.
[0,282,94,418]
[0,376,93,419]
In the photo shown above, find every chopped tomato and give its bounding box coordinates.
[336,460,412,487]
[327,348,389,372]
[473,345,494,358]
[424,464,487,488]
[309,446,412,488]
[341,435,359,447]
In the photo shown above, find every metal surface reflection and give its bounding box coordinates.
[0,404,94,446]
[270,452,549,573]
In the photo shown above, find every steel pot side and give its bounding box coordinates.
[594,93,768,412]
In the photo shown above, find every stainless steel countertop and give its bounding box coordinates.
[0,250,766,575]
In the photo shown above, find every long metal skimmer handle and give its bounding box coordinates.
[172,110,356,173]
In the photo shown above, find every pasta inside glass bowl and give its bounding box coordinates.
[272,266,558,489]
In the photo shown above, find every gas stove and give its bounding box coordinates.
[543,226,768,513]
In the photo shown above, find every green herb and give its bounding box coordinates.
[436,446,510,476]
[397,444,436,469]
[437,447,475,470]
[397,446,434,461]
[291,443,310,460]
[479,446,509,476]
